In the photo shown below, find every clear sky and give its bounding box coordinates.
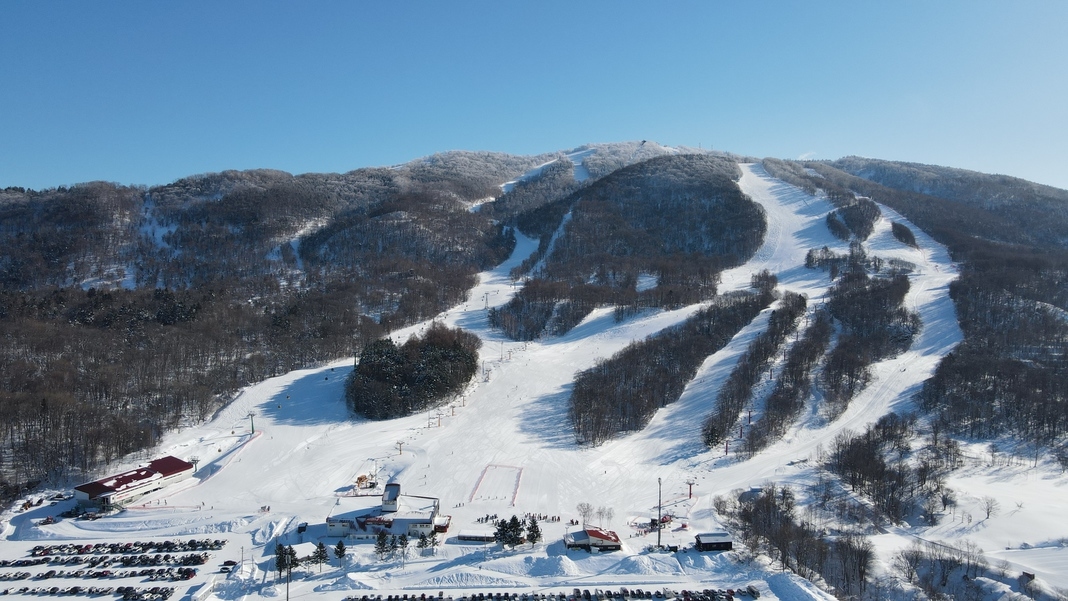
[2,1,1066,190]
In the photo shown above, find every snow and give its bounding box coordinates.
[5,164,1066,600]
[564,149,595,183]
[500,159,563,194]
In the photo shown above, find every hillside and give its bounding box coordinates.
[2,146,1068,601]
[830,156,1068,250]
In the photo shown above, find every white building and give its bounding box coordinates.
[326,483,449,540]
[74,456,194,508]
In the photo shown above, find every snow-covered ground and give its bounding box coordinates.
[4,164,1066,600]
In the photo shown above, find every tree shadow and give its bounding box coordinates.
[260,365,356,426]
[516,383,580,450]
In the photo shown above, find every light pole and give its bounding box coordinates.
[657,477,662,550]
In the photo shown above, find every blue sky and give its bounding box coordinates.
[2,1,1066,190]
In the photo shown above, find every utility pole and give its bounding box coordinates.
[657,477,662,549]
[248,411,256,435]
[190,456,200,474]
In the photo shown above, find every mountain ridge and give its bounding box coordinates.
[1,144,1067,599]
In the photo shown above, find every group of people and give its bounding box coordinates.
[475,512,565,526]
[523,512,562,523]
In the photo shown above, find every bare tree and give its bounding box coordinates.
[892,542,924,584]
[594,506,614,527]
[576,502,594,527]
[981,496,1001,520]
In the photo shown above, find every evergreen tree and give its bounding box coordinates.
[526,516,542,546]
[285,545,299,572]
[276,544,298,600]
[312,542,328,573]
[274,543,288,579]
[398,533,410,563]
[388,534,400,557]
[496,515,525,547]
[494,518,508,545]
[374,530,390,559]
[417,532,429,550]
[509,515,525,546]
[333,540,347,568]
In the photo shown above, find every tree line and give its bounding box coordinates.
[480,158,581,223]
[831,155,1068,251]
[742,310,833,455]
[919,270,1068,442]
[569,290,770,446]
[821,262,919,418]
[797,159,1068,448]
[763,158,880,241]
[716,483,875,599]
[701,281,806,448]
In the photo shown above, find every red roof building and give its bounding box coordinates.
[564,526,623,551]
[74,456,194,508]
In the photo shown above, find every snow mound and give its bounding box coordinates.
[527,555,582,577]
[315,572,375,592]
[611,554,684,576]
[765,572,835,600]
[488,554,583,578]
[252,518,291,545]
[676,552,730,571]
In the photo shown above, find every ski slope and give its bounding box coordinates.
[4,164,1066,600]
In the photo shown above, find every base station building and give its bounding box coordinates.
[564,526,623,552]
[327,483,450,540]
[694,531,733,551]
[74,456,194,508]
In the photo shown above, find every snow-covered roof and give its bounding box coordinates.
[456,529,496,541]
[696,532,732,544]
[75,456,193,500]
[565,527,621,546]
[149,455,194,478]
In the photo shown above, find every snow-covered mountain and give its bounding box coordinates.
[4,159,1065,601]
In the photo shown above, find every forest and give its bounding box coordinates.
[0,151,548,500]
[569,290,770,446]
[716,483,876,600]
[790,159,1068,447]
[3,142,1067,511]
[345,322,481,420]
[492,154,766,341]
[701,281,806,448]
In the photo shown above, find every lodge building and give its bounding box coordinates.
[74,456,195,508]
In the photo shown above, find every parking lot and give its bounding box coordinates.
[0,538,227,599]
